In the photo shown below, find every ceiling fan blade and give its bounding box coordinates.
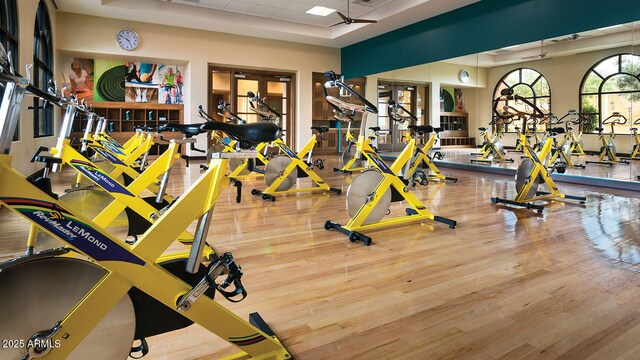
[336,11,349,21]
[330,21,346,27]
[351,19,377,24]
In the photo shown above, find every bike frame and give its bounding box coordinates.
[0,75,291,360]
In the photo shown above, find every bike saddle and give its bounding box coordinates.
[369,126,381,132]
[630,127,637,131]
[201,121,280,146]
[163,123,207,138]
[479,127,487,132]
[567,126,573,131]
[595,127,604,132]
[408,125,434,134]
[550,127,565,135]
[311,126,329,133]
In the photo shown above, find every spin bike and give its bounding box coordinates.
[327,89,381,174]
[322,71,456,246]
[490,95,586,213]
[568,113,589,155]
[470,116,514,164]
[387,99,457,184]
[585,112,630,166]
[250,96,341,201]
[547,109,586,170]
[0,57,292,359]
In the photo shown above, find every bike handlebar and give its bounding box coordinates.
[603,112,628,125]
[323,71,378,114]
[387,99,417,123]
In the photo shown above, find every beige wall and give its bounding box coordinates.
[54,13,340,156]
[365,61,488,131]
[10,0,58,175]
[476,46,637,153]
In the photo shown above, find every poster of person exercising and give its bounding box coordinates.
[156,65,184,104]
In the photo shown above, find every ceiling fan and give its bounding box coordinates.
[522,40,550,60]
[331,0,377,27]
[550,33,581,43]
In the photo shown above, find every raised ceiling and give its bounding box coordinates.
[53,0,480,47]
[444,22,639,68]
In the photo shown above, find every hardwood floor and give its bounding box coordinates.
[1,157,639,359]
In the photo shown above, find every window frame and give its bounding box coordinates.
[0,0,19,140]
[492,68,551,133]
[33,0,54,138]
[579,53,640,133]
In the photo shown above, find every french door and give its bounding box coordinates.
[377,84,417,152]
[209,67,294,146]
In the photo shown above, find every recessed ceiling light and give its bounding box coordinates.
[306,6,336,16]
[501,45,520,50]
[597,24,623,31]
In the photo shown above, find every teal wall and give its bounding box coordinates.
[341,0,640,78]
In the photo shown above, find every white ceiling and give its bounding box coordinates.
[445,22,640,68]
[54,0,480,47]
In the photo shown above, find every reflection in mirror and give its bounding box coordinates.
[427,20,639,183]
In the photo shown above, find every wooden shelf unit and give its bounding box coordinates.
[439,112,475,148]
[69,102,184,156]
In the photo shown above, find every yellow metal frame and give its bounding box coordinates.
[568,128,586,155]
[588,123,627,164]
[472,127,511,163]
[513,126,529,152]
[228,141,269,180]
[404,131,454,182]
[631,128,640,159]
[329,135,456,242]
[548,131,582,168]
[254,137,336,197]
[515,141,565,203]
[47,139,213,261]
[335,128,377,173]
[0,154,291,359]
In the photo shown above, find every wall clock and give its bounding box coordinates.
[459,69,470,83]
[116,29,139,51]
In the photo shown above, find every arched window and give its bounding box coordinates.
[493,68,551,132]
[0,0,19,140]
[33,0,53,138]
[580,53,640,134]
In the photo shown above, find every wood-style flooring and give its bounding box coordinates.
[1,157,639,360]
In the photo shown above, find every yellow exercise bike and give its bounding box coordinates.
[490,93,586,213]
[250,94,341,201]
[547,110,586,170]
[322,71,456,246]
[387,99,457,185]
[585,112,630,166]
[0,58,292,360]
[326,88,381,174]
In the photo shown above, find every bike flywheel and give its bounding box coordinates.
[346,169,391,225]
[515,159,542,199]
[341,144,364,170]
[264,155,297,191]
[0,257,135,359]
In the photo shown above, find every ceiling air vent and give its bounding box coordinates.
[353,0,386,6]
